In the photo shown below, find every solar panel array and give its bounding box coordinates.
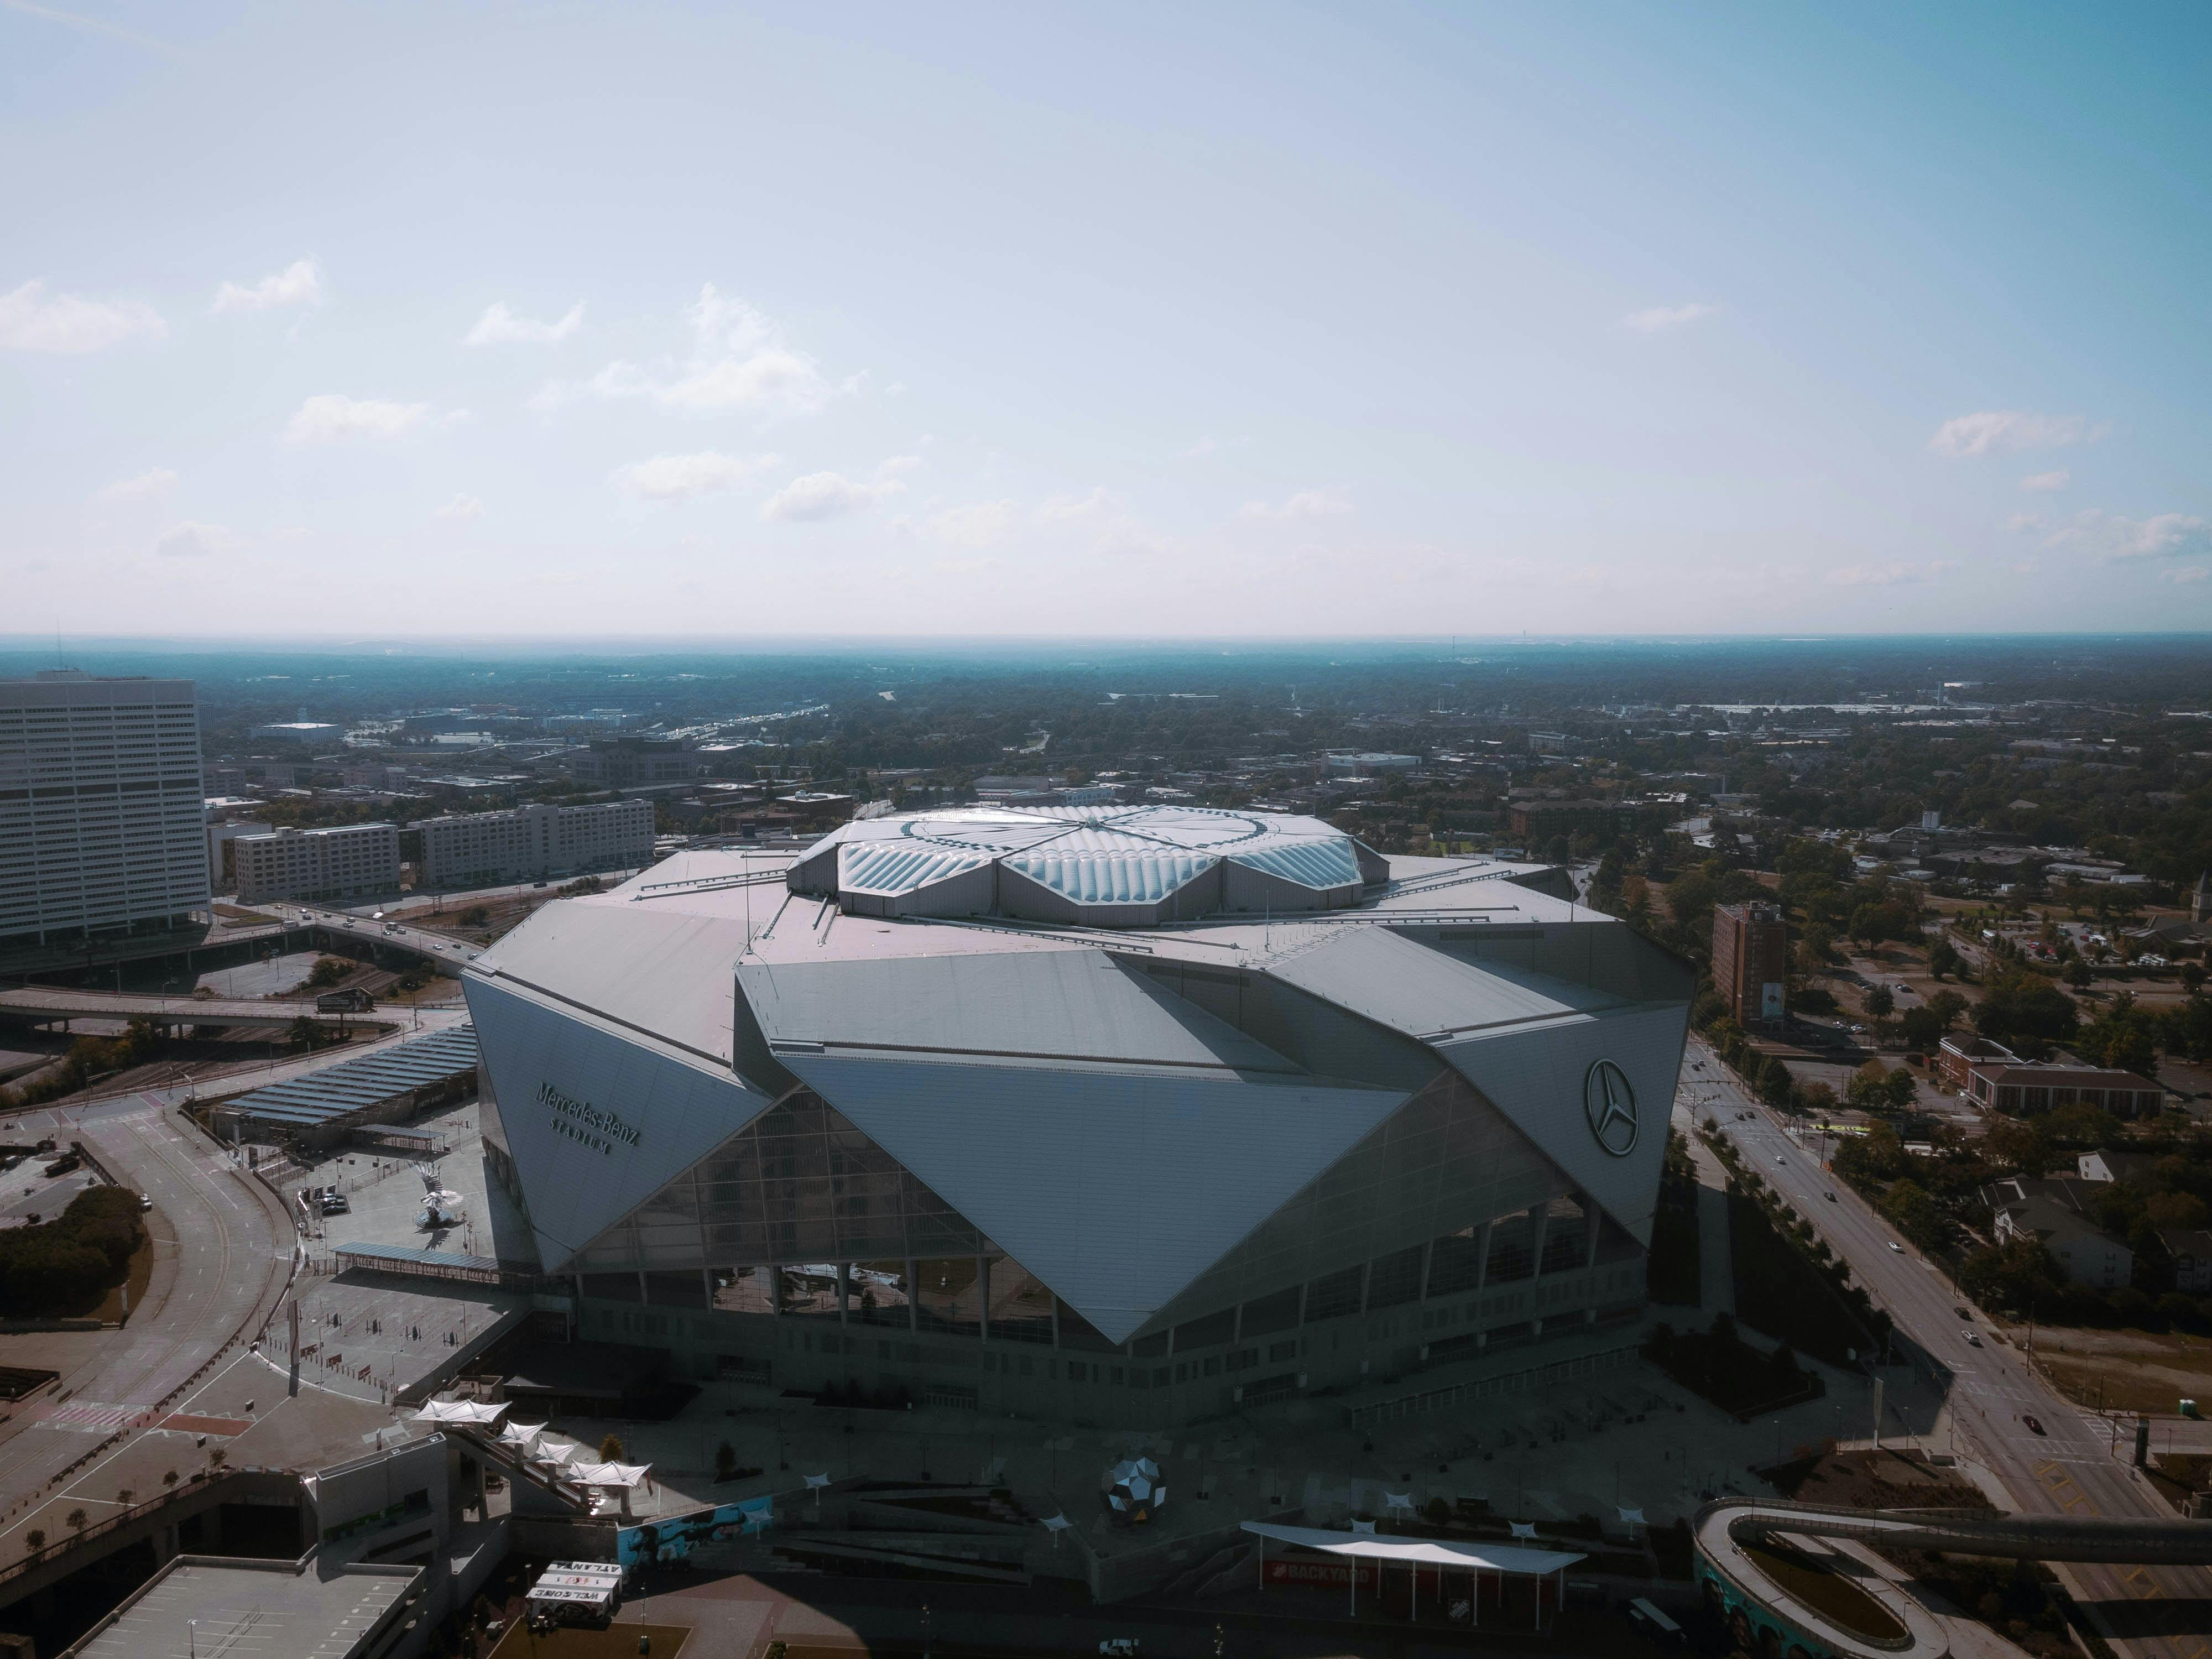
[228,1023,479,1129]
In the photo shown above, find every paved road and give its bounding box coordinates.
[1684,1033,2212,1659]
[0,1102,296,1541]
[255,904,483,973]
[0,985,357,1029]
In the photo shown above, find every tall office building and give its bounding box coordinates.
[1713,899,1788,1025]
[233,823,401,905]
[418,800,654,890]
[0,670,210,946]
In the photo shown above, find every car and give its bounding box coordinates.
[1850,1023,1867,1034]
[2023,1415,2045,1435]
[1825,1191,1838,1202]
[1955,1306,1972,1319]
[139,1192,152,1211]
[1775,1155,1787,1166]
[1961,1329,1980,1346]
[1887,1240,1903,1253]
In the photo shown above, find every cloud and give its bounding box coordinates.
[1621,301,1721,333]
[924,499,1020,547]
[2046,510,2211,563]
[0,280,165,352]
[283,394,431,443]
[1238,488,1354,521]
[2162,567,2209,585]
[154,521,231,559]
[1035,487,1119,523]
[563,285,832,419]
[436,494,484,519]
[874,453,925,478]
[2004,512,2046,534]
[98,467,179,500]
[760,471,903,522]
[212,258,321,314]
[1929,410,2098,458]
[1183,436,1220,458]
[465,300,585,345]
[2020,468,2070,493]
[612,450,781,502]
[1825,560,1945,587]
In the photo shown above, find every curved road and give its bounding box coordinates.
[1685,1033,2212,1659]
[0,1098,296,1541]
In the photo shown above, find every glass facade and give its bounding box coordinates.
[565,1083,1642,1374]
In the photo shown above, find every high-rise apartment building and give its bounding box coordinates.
[233,823,401,905]
[418,800,654,890]
[0,670,210,946]
[1712,899,1788,1025]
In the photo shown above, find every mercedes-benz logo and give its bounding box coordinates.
[1584,1059,1639,1157]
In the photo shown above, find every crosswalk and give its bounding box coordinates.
[32,1401,147,1433]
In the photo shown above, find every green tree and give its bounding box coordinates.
[1880,1180,1945,1251]
[599,1433,625,1462]
[1865,987,1895,1019]
[1928,938,1962,980]
[1975,968,2080,1055]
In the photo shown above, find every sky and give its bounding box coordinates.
[2,1,2208,639]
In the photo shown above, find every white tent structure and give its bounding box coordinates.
[1242,1521,1586,1626]
[410,1399,508,1428]
[570,1460,654,1516]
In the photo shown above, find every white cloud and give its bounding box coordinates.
[2020,468,2070,492]
[1621,301,1721,333]
[436,494,484,519]
[2162,567,2208,585]
[612,451,782,502]
[1929,410,2098,458]
[154,521,231,559]
[760,471,902,522]
[925,499,1021,547]
[465,300,585,345]
[565,285,832,420]
[2004,512,2046,534]
[0,280,165,352]
[212,257,322,314]
[874,453,925,478]
[283,394,431,444]
[1238,489,1354,521]
[2047,510,2210,562]
[98,467,179,500]
[1183,435,1220,458]
[1825,560,1942,587]
[1035,487,1119,523]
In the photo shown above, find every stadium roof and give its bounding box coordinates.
[225,1024,478,1127]
[785,804,1388,923]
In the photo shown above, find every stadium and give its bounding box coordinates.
[463,804,1693,1425]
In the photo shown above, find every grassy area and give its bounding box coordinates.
[87,1231,155,1323]
[1741,1541,1907,1643]
[2031,1328,2212,1415]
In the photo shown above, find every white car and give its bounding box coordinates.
[1961,1329,1981,1347]
[1887,1241,1903,1253]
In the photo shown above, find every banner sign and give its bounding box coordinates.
[1264,1557,1379,1591]
[616,1495,773,1567]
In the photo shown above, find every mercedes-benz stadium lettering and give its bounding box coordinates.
[462,805,1692,1424]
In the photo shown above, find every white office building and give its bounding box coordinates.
[233,823,401,904]
[0,670,210,946]
[418,799,654,890]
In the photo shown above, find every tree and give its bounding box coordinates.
[1881,1180,1945,1251]
[163,1468,179,1490]
[116,1487,133,1505]
[1928,938,1962,980]
[1975,968,2080,1054]
[24,1529,44,1554]
[1865,987,1895,1020]
[287,1015,321,1051]
[599,1433,625,1462]
[66,1507,87,1535]
[2065,958,2094,989]
[716,1442,737,1480]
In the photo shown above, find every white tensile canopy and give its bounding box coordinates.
[410,1398,509,1427]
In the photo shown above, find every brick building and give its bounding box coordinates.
[1937,1035,2164,1118]
[1712,900,1787,1025]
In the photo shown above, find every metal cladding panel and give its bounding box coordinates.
[740,948,1298,1073]
[778,1051,1407,1343]
[473,896,755,1063]
[1433,1000,1688,1246]
[1267,923,1623,1039]
[465,974,773,1271]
